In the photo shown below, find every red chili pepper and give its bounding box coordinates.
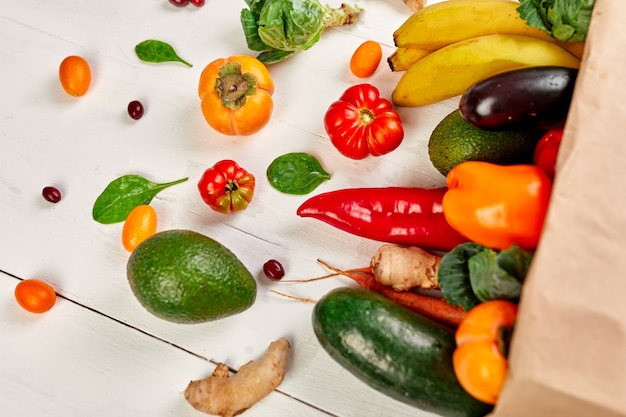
[532,128,563,180]
[324,83,404,160]
[197,159,255,213]
[296,187,468,252]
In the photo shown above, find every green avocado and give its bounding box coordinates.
[428,109,544,176]
[127,229,256,324]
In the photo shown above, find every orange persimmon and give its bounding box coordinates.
[453,299,518,405]
[198,55,274,136]
[15,279,57,314]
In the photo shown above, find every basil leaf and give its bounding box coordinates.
[135,40,192,67]
[468,249,524,302]
[437,242,486,311]
[266,152,331,195]
[92,175,188,224]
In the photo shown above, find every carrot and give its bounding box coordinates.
[350,40,383,78]
[316,260,467,328]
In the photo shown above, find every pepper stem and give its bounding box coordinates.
[322,3,363,28]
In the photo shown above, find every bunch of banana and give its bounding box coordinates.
[388,0,585,106]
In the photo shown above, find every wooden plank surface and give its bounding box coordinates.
[0,1,453,415]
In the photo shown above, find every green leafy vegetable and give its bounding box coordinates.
[468,244,533,303]
[517,0,595,42]
[240,0,363,64]
[266,152,331,195]
[438,243,533,310]
[135,40,192,67]
[92,175,188,224]
[437,243,486,311]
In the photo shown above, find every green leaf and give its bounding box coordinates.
[256,48,297,64]
[266,152,331,195]
[517,0,595,42]
[241,8,270,52]
[135,40,192,67]
[92,175,188,224]
[497,244,534,282]
[437,243,486,311]
[468,250,524,302]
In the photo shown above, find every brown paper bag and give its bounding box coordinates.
[491,0,626,416]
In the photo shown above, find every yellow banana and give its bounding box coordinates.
[391,34,581,107]
[393,0,585,59]
[387,46,434,72]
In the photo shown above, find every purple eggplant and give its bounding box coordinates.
[459,66,578,131]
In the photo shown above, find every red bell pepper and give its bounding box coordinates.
[324,83,404,160]
[296,187,468,252]
[533,128,563,180]
[197,159,255,213]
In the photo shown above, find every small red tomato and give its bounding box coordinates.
[324,83,404,160]
[197,160,255,213]
[15,279,57,313]
[533,128,563,180]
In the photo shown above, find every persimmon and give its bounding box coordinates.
[14,279,57,314]
[349,40,382,78]
[198,55,274,136]
[122,204,157,252]
[453,299,518,405]
[59,55,91,97]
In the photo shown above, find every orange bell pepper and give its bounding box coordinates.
[453,299,518,405]
[442,161,552,250]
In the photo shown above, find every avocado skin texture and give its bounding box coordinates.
[127,229,256,324]
[428,109,544,177]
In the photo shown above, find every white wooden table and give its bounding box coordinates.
[0,1,456,415]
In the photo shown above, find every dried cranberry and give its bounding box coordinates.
[263,259,285,281]
[127,100,144,120]
[42,186,62,203]
[169,0,189,6]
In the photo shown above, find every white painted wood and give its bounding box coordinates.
[0,1,449,416]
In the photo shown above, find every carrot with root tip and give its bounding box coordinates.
[185,338,290,417]
[312,259,466,328]
[289,244,443,291]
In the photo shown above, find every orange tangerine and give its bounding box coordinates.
[59,55,91,96]
[350,40,383,78]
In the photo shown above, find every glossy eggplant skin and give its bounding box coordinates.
[459,66,578,131]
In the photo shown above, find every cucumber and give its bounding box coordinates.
[312,287,493,417]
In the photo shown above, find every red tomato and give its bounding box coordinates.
[533,128,563,180]
[197,160,255,213]
[324,84,404,160]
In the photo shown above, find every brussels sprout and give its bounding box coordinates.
[241,0,362,64]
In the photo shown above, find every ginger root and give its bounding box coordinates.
[184,338,291,417]
[370,244,441,291]
[403,0,427,12]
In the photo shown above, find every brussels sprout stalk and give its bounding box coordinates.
[241,0,363,64]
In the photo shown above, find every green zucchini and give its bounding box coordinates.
[312,287,493,417]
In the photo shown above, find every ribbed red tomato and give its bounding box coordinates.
[324,84,404,160]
